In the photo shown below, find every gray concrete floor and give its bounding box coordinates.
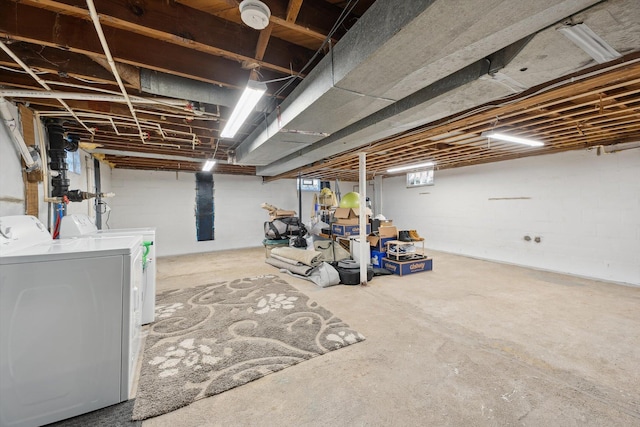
[140,248,640,427]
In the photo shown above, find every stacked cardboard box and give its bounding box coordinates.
[333,208,363,225]
[367,226,397,251]
[332,208,371,236]
[368,225,397,267]
[371,218,393,232]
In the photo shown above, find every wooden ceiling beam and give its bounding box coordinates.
[286,80,636,179]
[0,66,123,95]
[515,109,640,138]
[269,16,331,47]
[0,42,121,85]
[17,0,312,77]
[385,122,639,172]
[267,0,350,38]
[88,55,140,89]
[249,23,274,81]
[286,0,305,22]
[63,120,219,144]
[105,156,256,175]
[0,1,280,89]
[415,62,640,139]
[8,97,219,130]
[278,122,638,181]
[249,0,306,80]
[177,0,344,48]
[482,86,640,132]
[268,61,640,181]
[369,78,640,155]
[433,121,638,166]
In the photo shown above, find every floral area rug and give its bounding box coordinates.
[132,275,365,421]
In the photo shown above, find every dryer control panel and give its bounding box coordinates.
[60,213,99,238]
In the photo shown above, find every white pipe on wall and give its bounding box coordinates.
[0,98,38,170]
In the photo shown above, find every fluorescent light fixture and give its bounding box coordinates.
[387,161,434,173]
[483,132,544,147]
[557,23,621,64]
[202,159,216,171]
[220,80,267,139]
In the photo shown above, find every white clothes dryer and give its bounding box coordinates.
[0,215,143,427]
[60,213,157,324]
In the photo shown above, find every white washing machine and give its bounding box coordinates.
[0,215,143,427]
[60,213,156,324]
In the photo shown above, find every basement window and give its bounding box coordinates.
[195,173,215,241]
[66,150,81,175]
[297,178,321,192]
[406,169,434,187]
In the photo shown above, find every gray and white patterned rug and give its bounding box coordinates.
[132,275,365,421]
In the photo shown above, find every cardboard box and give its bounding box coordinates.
[378,225,398,238]
[371,219,394,232]
[333,208,368,226]
[367,235,394,252]
[371,250,387,267]
[334,207,358,220]
[335,218,360,225]
[383,258,432,276]
[332,223,371,237]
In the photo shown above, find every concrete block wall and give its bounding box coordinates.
[109,170,323,257]
[382,149,640,285]
[64,151,105,220]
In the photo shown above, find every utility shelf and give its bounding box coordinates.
[385,239,425,261]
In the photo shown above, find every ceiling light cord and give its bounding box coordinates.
[250,0,360,140]
[271,0,360,99]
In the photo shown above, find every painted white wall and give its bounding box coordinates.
[96,159,113,230]
[65,150,100,218]
[108,169,332,257]
[382,149,640,285]
[0,102,26,216]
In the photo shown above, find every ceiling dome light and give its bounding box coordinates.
[239,0,271,30]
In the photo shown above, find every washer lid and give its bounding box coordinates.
[0,215,52,254]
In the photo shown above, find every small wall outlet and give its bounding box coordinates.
[534,236,541,243]
[524,235,531,241]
